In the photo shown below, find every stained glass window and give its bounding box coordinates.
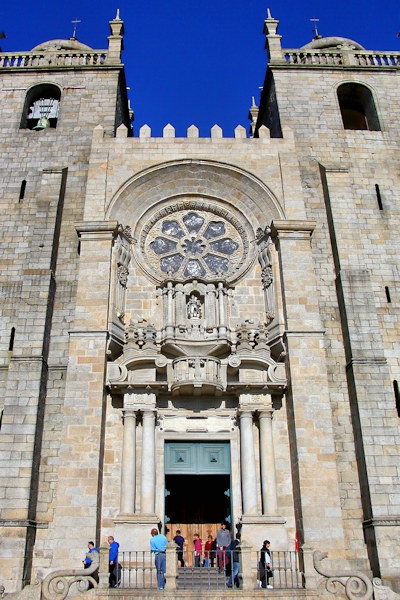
[146,209,243,280]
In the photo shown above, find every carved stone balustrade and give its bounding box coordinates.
[170,356,224,395]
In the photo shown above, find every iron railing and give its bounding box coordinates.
[118,548,304,590]
[257,550,304,590]
[119,551,158,589]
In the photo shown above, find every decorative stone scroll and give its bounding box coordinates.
[41,551,99,600]
[372,578,400,600]
[313,551,373,600]
[0,582,41,600]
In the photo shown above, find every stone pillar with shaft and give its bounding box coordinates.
[141,409,156,514]
[120,408,137,514]
[238,408,258,515]
[49,220,118,572]
[259,409,278,516]
[271,219,346,556]
[114,393,158,553]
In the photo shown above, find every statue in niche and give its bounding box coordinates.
[187,294,202,319]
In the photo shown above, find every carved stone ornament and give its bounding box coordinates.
[118,264,129,287]
[372,578,400,600]
[313,551,373,600]
[261,266,273,289]
[41,551,99,600]
[137,200,253,284]
[0,582,41,600]
[117,223,134,243]
[187,294,202,319]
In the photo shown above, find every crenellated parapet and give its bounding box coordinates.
[113,122,275,139]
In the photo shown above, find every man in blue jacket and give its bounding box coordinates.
[83,541,99,567]
[108,536,120,587]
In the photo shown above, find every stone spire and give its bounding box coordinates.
[248,96,259,137]
[263,8,283,64]
[107,10,124,64]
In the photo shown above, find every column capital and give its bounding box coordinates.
[122,408,138,419]
[237,407,254,419]
[258,408,274,419]
[124,391,157,411]
[141,407,157,417]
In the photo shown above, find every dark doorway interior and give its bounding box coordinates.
[165,474,231,524]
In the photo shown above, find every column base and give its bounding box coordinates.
[239,515,288,549]
[114,514,160,552]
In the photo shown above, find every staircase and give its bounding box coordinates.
[176,566,232,590]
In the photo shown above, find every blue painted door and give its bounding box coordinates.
[164,442,232,539]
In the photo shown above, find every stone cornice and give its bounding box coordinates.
[271,219,316,236]
[75,220,118,235]
[363,517,400,528]
[0,519,48,529]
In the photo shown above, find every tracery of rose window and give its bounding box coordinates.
[148,210,241,279]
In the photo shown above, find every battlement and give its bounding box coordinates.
[109,123,278,140]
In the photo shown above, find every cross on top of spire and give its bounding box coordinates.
[310,16,320,39]
[71,17,81,40]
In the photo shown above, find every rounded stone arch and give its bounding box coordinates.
[106,159,284,225]
[20,81,62,130]
[334,79,381,131]
[106,159,284,284]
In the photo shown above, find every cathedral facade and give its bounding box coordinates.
[1,11,400,595]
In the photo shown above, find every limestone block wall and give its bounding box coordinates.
[69,127,349,564]
[263,64,400,578]
[0,61,128,591]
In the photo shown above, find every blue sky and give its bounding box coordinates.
[1,0,399,137]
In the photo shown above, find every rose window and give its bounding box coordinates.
[146,209,243,280]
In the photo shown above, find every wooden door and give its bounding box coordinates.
[168,522,218,566]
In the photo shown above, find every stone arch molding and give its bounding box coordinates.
[106,159,284,284]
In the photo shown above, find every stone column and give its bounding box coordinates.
[141,410,156,514]
[239,410,258,515]
[259,409,278,516]
[120,408,137,514]
[166,281,174,338]
[217,282,227,337]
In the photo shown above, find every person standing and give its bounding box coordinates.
[173,529,185,567]
[150,527,168,590]
[108,535,120,588]
[193,533,202,567]
[216,523,231,570]
[83,541,99,568]
[83,541,99,589]
[204,534,214,568]
[259,539,273,589]
[227,534,241,588]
